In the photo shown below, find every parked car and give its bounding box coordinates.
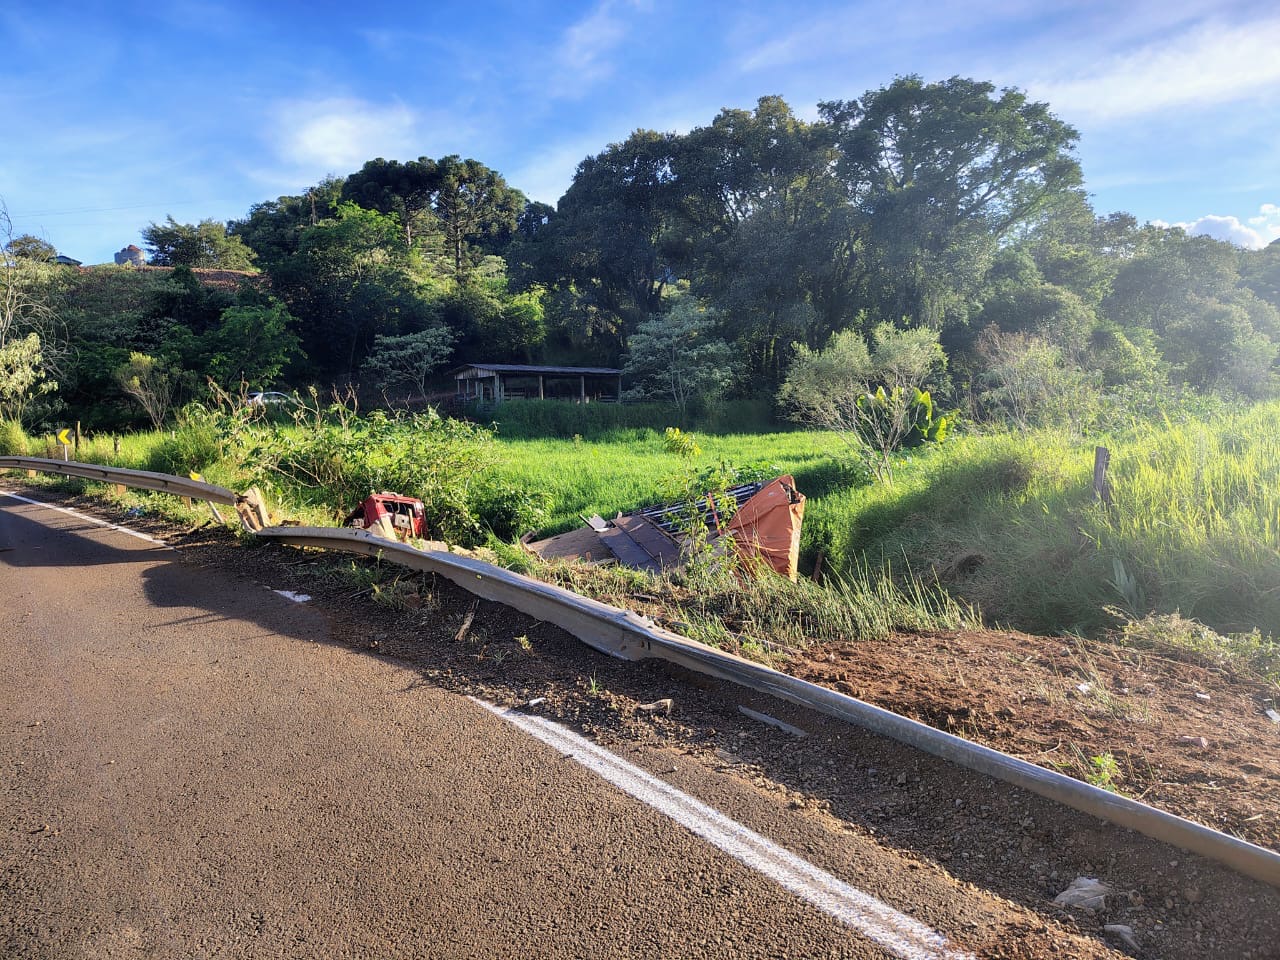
[246,391,295,407]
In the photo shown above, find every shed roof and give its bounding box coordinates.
[452,363,622,376]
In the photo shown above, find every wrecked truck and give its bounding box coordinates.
[524,476,806,580]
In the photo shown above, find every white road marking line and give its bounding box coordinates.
[0,491,170,547]
[472,698,975,960]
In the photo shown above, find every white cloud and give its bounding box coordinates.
[1249,203,1280,229]
[550,0,650,97]
[1031,16,1280,121]
[1153,204,1280,249]
[269,98,418,174]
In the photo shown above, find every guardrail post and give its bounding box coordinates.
[234,487,272,532]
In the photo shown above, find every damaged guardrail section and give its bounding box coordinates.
[0,457,272,532]
[5,455,1280,891]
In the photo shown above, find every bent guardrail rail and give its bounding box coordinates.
[0,457,272,531]
[0,456,238,504]
[256,525,1280,891]
[4,454,1278,890]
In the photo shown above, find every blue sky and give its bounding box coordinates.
[2,0,1278,265]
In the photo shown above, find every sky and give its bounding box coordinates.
[2,0,1278,265]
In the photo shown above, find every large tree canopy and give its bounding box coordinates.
[540,130,683,356]
[35,73,1280,428]
[5,234,57,263]
[342,158,440,251]
[820,75,1082,329]
[142,217,258,271]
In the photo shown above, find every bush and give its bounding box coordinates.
[147,405,224,475]
[255,406,496,543]
[0,419,29,455]
[471,479,551,541]
[468,399,682,439]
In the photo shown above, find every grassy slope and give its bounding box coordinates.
[489,405,1280,641]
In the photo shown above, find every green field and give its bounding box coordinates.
[488,428,843,534]
[486,404,1280,649]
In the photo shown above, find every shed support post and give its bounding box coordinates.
[539,375,544,400]
[617,375,622,402]
[579,375,585,403]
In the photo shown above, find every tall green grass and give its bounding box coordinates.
[488,428,844,535]
[816,404,1280,638]
[470,397,783,439]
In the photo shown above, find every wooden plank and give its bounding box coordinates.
[1094,445,1113,506]
[525,525,610,563]
[599,524,660,572]
[614,515,681,568]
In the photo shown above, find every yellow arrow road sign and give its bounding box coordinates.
[57,428,71,445]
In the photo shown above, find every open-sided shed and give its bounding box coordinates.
[452,363,623,403]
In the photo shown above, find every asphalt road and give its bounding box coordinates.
[0,493,1115,959]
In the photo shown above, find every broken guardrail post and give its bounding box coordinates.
[235,487,272,532]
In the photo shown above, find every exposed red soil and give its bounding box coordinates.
[791,628,1280,852]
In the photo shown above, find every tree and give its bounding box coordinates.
[268,204,430,382]
[360,327,455,401]
[342,158,441,251]
[623,295,736,422]
[201,303,301,388]
[539,130,683,354]
[1,202,64,417]
[821,76,1082,329]
[432,155,524,282]
[0,332,56,425]
[1103,228,1280,394]
[671,97,856,384]
[5,234,57,262]
[115,352,176,429]
[230,177,345,269]
[142,217,258,270]
[779,323,948,482]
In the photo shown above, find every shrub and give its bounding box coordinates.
[779,323,951,482]
[662,426,702,458]
[471,479,551,541]
[147,404,223,475]
[254,405,496,543]
[0,419,29,455]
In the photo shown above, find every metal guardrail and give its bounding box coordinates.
[5,455,1279,890]
[256,525,1280,891]
[0,456,238,506]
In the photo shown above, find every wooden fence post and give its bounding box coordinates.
[1093,446,1113,507]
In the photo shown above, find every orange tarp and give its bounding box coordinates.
[725,475,806,580]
